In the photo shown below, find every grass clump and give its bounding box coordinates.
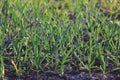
[0,0,120,79]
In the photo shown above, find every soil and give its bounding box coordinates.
[1,69,120,80]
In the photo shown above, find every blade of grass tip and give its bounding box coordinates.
[2,0,8,26]
[11,59,19,75]
[60,47,73,76]
[1,57,5,79]
[0,26,6,79]
[60,49,66,76]
[99,50,106,75]
[1,66,5,79]
[88,33,93,69]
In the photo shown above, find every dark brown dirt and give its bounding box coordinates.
[1,69,120,80]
